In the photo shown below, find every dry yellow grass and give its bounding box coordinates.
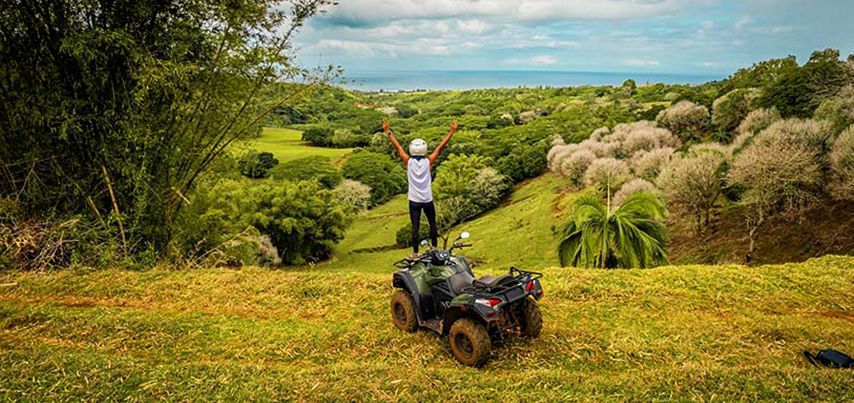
[1,255,853,401]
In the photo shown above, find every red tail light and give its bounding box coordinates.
[475,298,502,308]
[525,281,535,292]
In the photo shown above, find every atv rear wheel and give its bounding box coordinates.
[390,290,417,332]
[519,297,543,338]
[449,318,491,367]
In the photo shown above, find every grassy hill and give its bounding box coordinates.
[1,256,852,401]
[249,127,353,165]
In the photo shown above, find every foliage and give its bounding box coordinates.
[612,178,657,207]
[272,156,342,188]
[238,152,280,179]
[712,88,762,136]
[725,55,799,90]
[302,126,335,147]
[630,147,674,182]
[177,180,350,266]
[655,101,710,142]
[434,155,511,223]
[557,192,668,269]
[829,126,854,200]
[583,158,631,197]
[335,179,372,213]
[342,151,407,206]
[0,0,333,258]
[814,85,854,135]
[727,120,826,261]
[657,148,728,236]
[759,49,853,118]
[559,149,597,187]
[496,143,548,182]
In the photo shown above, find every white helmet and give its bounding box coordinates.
[409,138,428,156]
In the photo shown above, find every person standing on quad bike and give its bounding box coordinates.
[384,118,458,258]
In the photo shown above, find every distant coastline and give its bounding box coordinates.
[342,70,724,92]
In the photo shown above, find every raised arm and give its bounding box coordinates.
[384,119,409,166]
[428,120,458,164]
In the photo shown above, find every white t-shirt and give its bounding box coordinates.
[407,157,433,203]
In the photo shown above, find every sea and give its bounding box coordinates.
[342,70,723,92]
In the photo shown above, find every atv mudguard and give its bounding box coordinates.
[440,294,498,335]
[393,271,426,319]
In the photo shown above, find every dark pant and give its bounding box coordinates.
[409,200,438,253]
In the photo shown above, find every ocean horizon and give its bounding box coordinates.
[342,70,724,92]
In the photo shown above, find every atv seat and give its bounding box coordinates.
[476,274,516,289]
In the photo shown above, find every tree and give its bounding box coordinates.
[712,88,762,136]
[657,147,727,239]
[759,49,853,118]
[342,151,407,206]
[829,126,854,201]
[582,158,631,199]
[557,192,668,269]
[0,0,336,257]
[272,156,342,188]
[727,121,825,262]
[656,101,710,142]
[302,126,334,146]
[238,152,279,179]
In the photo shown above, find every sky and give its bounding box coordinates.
[293,0,854,76]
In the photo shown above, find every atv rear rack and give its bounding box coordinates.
[465,266,542,297]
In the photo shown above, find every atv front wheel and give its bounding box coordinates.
[519,297,543,338]
[449,318,491,367]
[390,290,417,332]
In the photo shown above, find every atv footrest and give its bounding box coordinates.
[422,319,442,334]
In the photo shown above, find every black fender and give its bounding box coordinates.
[393,271,424,320]
[441,305,495,335]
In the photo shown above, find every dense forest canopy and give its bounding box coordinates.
[1,1,853,269]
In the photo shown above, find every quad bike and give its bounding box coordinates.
[390,231,544,366]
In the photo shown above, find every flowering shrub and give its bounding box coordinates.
[656,100,710,141]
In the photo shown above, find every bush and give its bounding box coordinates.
[829,126,854,200]
[619,125,680,158]
[433,154,491,200]
[583,158,630,196]
[728,122,825,261]
[732,108,782,152]
[656,101,710,142]
[496,143,547,182]
[559,149,596,187]
[238,151,279,179]
[330,128,370,148]
[753,118,833,159]
[342,151,407,206]
[433,155,511,224]
[657,148,727,235]
[302,126,334,147]
[335,179,372,212]
[734,107,781,136]
[759,49,853,118]
[272,156,342,188]
[630,147,674,182]
[177,180,350,266]
[814,85,854,135]
[712,88,761,136]
[612,178,657,207]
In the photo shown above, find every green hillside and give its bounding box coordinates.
[250,127,354,165]
[1,256,852,401]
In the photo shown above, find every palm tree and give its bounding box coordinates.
[557,192,668,269]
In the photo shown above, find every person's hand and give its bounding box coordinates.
[382,118,391,134]
[450,120,458,133]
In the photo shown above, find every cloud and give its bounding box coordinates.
[623,59,661,67]
[504,55,558,67]
[320,0,690,27]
